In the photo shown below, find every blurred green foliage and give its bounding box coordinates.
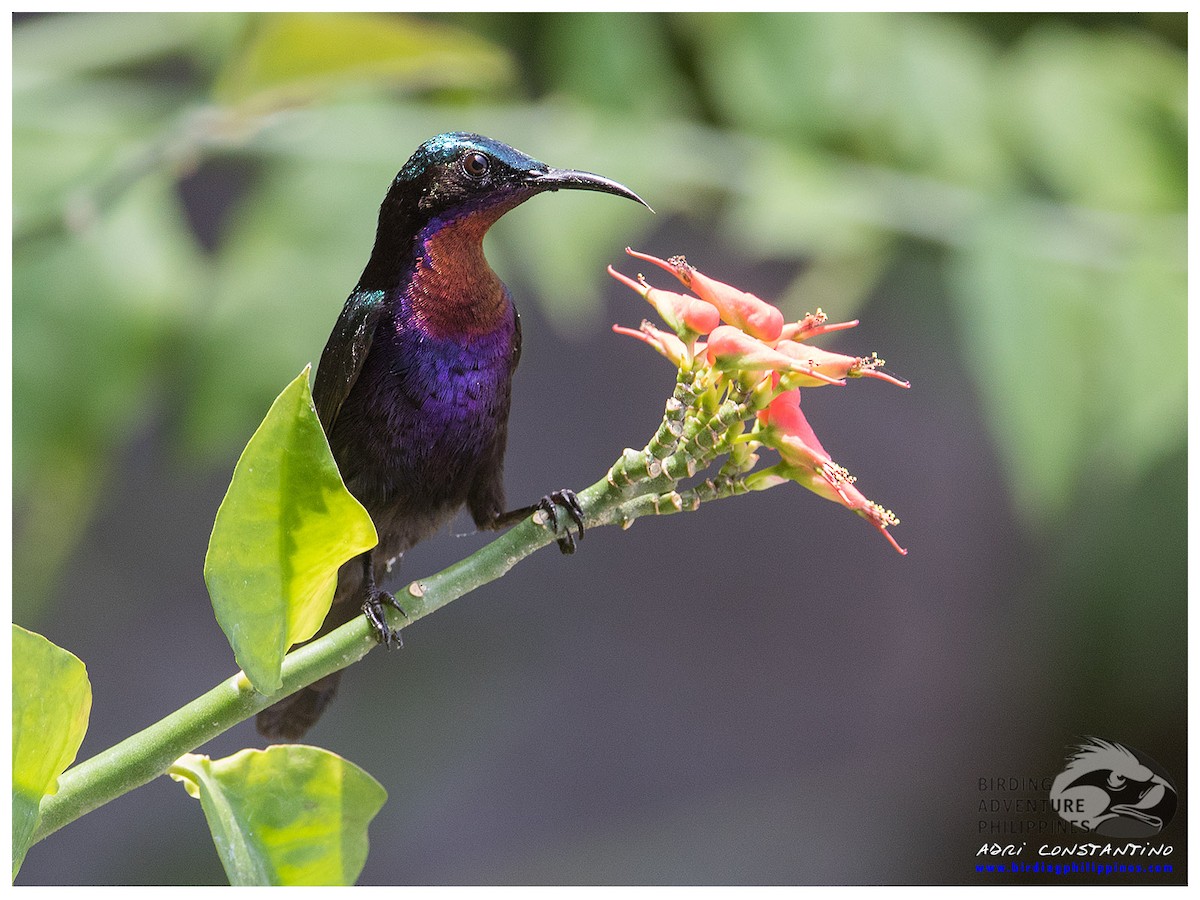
[12,12,1185,619]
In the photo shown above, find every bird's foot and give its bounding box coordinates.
[536,489,585,555]
[362,590,409,649]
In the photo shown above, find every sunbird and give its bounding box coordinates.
[257,133,649,739]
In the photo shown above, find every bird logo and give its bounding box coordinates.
[1049,738,1177,838]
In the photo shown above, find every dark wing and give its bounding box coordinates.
[466,304,523,528]
[511,306,523,372]
[312,288,387,431]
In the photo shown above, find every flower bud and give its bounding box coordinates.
[607,265,720,338]
[780,310,860,342]
[705,326,845,385]
[774,341,911,389]
[626,248,784,342]
[756,391,905,554]
[612,321,690,368]
[782,457,907,555]
[757,389,828,456]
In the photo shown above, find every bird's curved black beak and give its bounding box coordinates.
[527,166,653,213]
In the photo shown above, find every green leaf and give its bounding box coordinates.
[11,625,92,879]
[214,12,513,110]
[170,746,387,886]
[204,367,377,693]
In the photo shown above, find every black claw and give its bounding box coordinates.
[539,489,584,555]
[537,495,560,533]
[552,490,585,540]
[363,590,406,649]
[360,551,407,648]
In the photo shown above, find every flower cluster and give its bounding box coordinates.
[609,248,908,554]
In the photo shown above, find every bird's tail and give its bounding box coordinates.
[256,671,343,741]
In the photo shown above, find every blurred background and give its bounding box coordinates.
[13,11,1186,885]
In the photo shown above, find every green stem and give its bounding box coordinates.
[30,469,638,846]
[31,615,378,844]
[30,373,761,848]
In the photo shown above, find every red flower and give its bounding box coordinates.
[779,310,860,342]
[625,248,784,342]
[705,326,845,385]
[607,265,720,339]
[612,321,690,368]
[773,340,911,389]
[757,390,906,554]
[611,249,907,556]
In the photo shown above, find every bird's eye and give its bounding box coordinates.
[463,152,490,178]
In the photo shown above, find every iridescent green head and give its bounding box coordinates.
[393,132,650,218]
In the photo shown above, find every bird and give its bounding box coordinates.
[256,132,650,740]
